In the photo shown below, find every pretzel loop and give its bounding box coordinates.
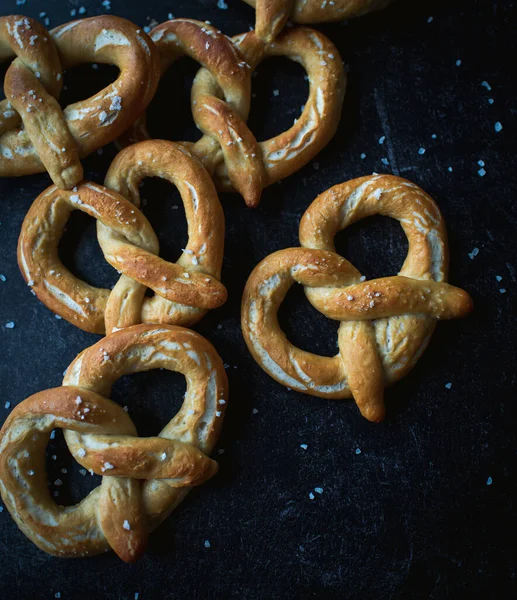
[0,16,159,188]
[214,27,346,191]
[124,19,345,208]
[242,176,473,422]
[0,325,228,561]
[17,140,227,334]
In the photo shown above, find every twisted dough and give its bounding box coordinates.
[123,18,345,207]
[242,175,473,421]
[17,140,227,333]
[0,324,228,561]
[0,15,159,188]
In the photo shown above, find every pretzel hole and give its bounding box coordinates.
[110,370,187,438]
[146,58,201,143]
[334,216,409,280]
[139,178,188,291]
[248,57,308,141]
[59,211,118,289]
[278,283,339,357]
[45,428,101,507]
[58,63,119,108]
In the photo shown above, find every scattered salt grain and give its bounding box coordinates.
[486,477,493,486]
[5,322,14,329]
[204,539,211,548]
[300,444,308,450]
[123,520,131,531]
[445,382,452,389]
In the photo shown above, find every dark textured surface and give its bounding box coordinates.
[0,0,516,598]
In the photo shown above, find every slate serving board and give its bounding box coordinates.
[0,0,515,598]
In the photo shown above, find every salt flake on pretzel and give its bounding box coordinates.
[241,175,473,422]
[0,15,159,189]
[0,324,228,561]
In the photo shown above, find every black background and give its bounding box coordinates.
[0,1,515,598]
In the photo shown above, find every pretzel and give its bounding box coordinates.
[0,324,228,561]
[242,0,393,40]
[123,18,345,208]
[0,15,159,188]
[17,140,227,334]
[242,175,473,422]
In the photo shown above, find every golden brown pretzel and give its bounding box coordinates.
[17,140,226,333]
[0,324,228,561]
[0,15,159,188]
[243,0,393,40]
[242,175,473,422]
[123,18,345,208]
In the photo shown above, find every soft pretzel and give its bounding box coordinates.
[243,0,393,40]
[0,324,228,561]
[0,15,159,188]
[242,175,473,422]
[123,18,345,208]
[17,140,227,333]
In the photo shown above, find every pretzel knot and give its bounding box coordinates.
[123,18,345,208]
[0,15,159,189]
[18,140,227,334]
[243,0,393,41]
[242,175,473,422]
[0,324,228,561]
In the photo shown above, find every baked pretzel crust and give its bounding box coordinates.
[0,324,228,562]
[17,140,227,333]
[242,175,473,422]
[0,15,159,188]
